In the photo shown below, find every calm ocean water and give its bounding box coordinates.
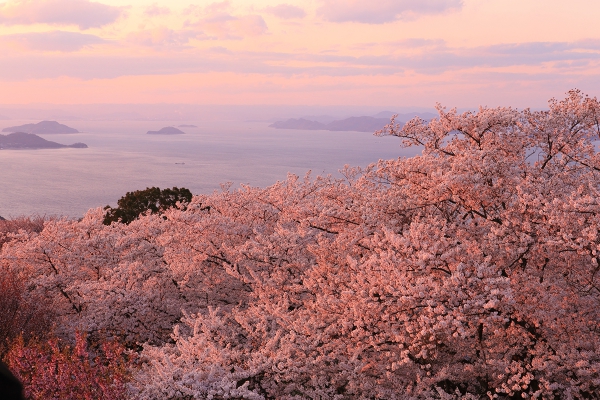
[0,120,420,218]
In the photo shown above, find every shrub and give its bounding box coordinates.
[5,332,134,400]
[0,267,54,358]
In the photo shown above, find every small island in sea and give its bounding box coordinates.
[178,124,197,128]
[0,132,87,149]
[147,127,185,135]
[2,120,80,134]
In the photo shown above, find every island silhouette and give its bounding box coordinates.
[269,112,437,132]
[2,121,79,134]
[270,116,393,132]
[0,132,87,149]
[147,127,185,135]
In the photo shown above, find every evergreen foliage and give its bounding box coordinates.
[103,187,192,225]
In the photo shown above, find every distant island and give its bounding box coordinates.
[2,120,79,134]
[270,112,438,133]
[270,116,394,133]
[147,127,185,135]
[0,132,87,149]
[178,124,197,128]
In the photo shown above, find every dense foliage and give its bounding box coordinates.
[0,216,54,359]
[103,186,193,225]
[2,90,600,398]
[0,268,54,358]
[0,216,46,250]
[6,333,132,400]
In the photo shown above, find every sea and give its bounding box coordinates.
[0,120,421,218]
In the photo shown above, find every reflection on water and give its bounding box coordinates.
[0,120,419,218]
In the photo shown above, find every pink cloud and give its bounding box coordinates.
[232,15,267,37]
[1,39,598,82]
[185,14,267,40]
[0,0,124,29]
[203,0,230,14]
[0,30,105,51]
[144,3,170,17]
[184,2,268,40]
[264,4,306,19]
[197,14,268,40]
[128,27,203,48]
[317,0,463,24]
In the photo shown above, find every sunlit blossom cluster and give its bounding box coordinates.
[2,90,600,398]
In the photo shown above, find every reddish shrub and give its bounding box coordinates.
[5,332,134,400]
[0,268,54,357]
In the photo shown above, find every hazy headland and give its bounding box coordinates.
[2,120,79,134]
[0,131,87,149]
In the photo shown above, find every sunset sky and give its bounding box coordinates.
[0,0,598,108]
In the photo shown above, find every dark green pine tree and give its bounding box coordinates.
[103,187,193,225]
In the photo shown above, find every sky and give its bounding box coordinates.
[0,0,599,109]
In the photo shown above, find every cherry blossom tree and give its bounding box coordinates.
[133,90,600,398]
[3,90,600,398]
[0,216,46,250]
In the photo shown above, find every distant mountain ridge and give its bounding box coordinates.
[270,119,328,130]
[2,121,79,134]
[0,132,87,149]
[270,116,392,132]
[269,112,438,133]
[326,117,392,132]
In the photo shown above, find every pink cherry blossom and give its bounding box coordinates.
[2,90,600,398]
